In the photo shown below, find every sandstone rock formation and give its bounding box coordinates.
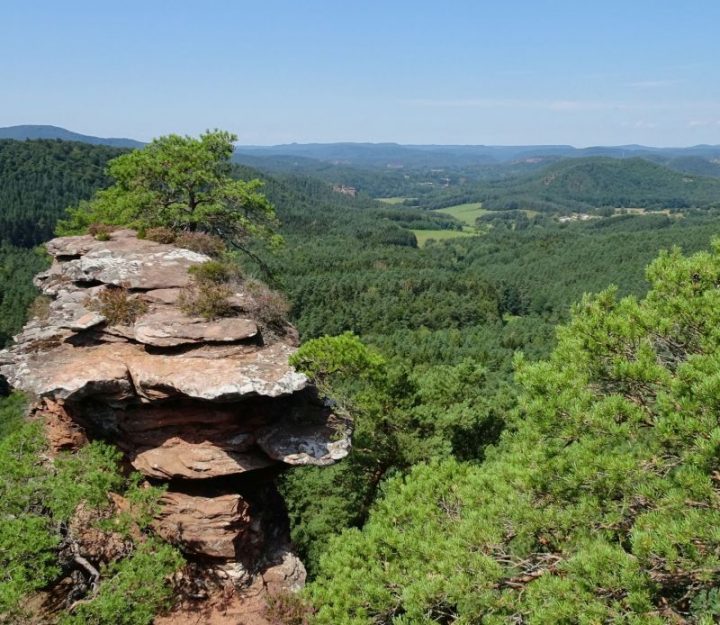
[0,230,349,611]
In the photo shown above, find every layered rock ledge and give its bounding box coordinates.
[0,229,349,599]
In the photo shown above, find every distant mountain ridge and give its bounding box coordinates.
[3,125,720,172]
[234,142,720,167]
[0,125,144,149]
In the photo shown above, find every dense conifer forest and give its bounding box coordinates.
[0,139,125,247]
[0,140,126,344]
[3,138,720,622]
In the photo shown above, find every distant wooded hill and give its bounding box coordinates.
[496,156,720,210]
[1,137,718,254]
[416,157,720,213]
[232,143,720,201]
[0,139,442,249]
[3,126,719,180]
[0,125,144,149]
[0,139,126,246]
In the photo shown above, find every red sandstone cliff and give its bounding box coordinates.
[0,230,349,622]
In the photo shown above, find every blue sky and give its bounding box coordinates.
[3,1,720,146]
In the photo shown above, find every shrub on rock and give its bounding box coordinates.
[87,286,148,326]
[174,231,225,256]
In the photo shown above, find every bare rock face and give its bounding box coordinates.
[257,420,351,466]
[38,398,88,452]
[46,229,209,289]
[154,492,259,560]
[262,549,307,593]
[0,230,349,603]
[12,340,308,404]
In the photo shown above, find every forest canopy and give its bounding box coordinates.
[3,138,720,623]
[0,139,123,247]
[305,241,720,624]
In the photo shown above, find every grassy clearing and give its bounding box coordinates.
[412,202,487,247]
[434,202,486,226]
[412,229,475,247]
[377,197,410,205]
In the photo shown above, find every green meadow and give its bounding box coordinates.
[377,196,410,204]
[434,202,486,226]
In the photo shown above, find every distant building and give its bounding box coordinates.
[333,184,357,197]
[558,213,596,223]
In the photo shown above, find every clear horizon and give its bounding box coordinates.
[5,124,720,150]
[4,1,720,146]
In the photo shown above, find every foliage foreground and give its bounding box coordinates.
[305,242,720,624]
[0,395,182,624]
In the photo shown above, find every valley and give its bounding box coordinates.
[6,2,720,622]
[2,132,720,623]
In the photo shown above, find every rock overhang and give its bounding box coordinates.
[0,229,350,572]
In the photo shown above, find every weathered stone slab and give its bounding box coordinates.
[4,344,134,401]
[130,442,274,479]
[125,343,307,401]
[133,310,258,347]
[62,247,209,289]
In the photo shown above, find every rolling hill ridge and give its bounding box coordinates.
[0,125,144,148]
